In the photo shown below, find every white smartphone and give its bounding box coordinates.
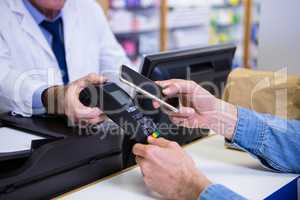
[119,65,179,113]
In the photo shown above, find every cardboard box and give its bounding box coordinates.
[223,68,300,120]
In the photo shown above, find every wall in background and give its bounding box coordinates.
[258,0,300,74]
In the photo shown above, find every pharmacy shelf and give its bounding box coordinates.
[97,0,259,68]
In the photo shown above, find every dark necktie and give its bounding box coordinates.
[40,18,69,85]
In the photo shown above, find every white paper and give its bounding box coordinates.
[0,127,44,153]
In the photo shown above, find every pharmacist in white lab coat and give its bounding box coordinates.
[0,0,134,124]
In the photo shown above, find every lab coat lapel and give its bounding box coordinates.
[62,0,79,48]
[7,0,56,61]
[62,0,80,82]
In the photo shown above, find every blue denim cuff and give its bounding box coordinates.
[32,85,48,115]
[199,184,246,200]
[231,107,265,155]
[229,108,281,172]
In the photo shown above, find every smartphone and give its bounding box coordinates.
[120,65,179,113]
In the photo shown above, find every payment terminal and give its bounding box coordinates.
[79,82,160,143]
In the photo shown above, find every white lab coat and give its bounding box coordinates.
[0,0,135,116]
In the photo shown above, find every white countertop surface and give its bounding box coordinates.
[56,134,298,200]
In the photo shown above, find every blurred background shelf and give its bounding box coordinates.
[209,0,244,68]
[97,0,260,68]
[167,1,210,51]
[250,0,261,68]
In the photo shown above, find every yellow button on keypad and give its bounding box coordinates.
[151,131,160,138]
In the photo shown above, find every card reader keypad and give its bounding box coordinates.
[129,106,160,139]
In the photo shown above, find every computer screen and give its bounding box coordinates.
[137,44,236,144]
[141,44,236,97]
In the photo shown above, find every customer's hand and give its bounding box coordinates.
[155,79,237,140]
[133,136,211,200]
[42,73,107,124]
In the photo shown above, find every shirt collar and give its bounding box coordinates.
[22,0,62,24]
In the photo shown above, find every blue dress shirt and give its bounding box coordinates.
[199,107,300,199]
[23,0,62,113]
[23,0,62,46]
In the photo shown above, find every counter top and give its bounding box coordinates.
[55,134,298,200]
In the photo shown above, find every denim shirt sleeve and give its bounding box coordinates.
[231,107,300,173]
[199,107,300,200]
[199,184,246,200]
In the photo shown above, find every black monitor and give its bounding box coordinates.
[141,43,236,98]
[137,44,236,145]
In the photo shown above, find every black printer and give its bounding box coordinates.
[0,114,124,200]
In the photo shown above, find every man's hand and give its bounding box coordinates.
[133,137,211,200]
[42,73,107,124]
[154,79,238,140]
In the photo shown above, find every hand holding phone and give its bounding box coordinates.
[120,65,179,113]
